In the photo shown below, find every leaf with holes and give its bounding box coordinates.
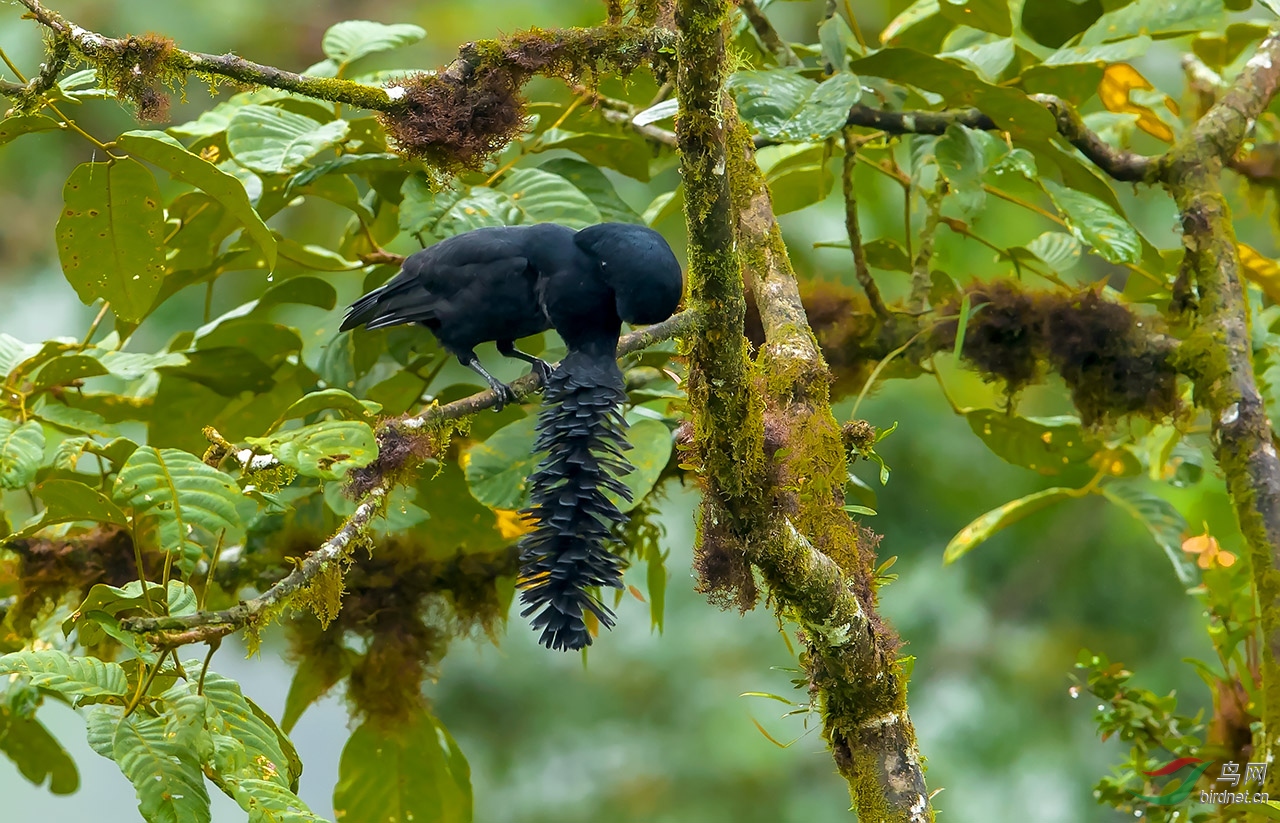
[322,21,426,68]
[966,410,1100,475]
[112,447,243,562]
[246,420,377,480]
[0,418,44,489]
[0,114,61,146]
[227,106,351,175]
[0,650,129,699]
[729,70,862,141]
[935,124,986,216]
[113,711,212,823]
[944,487,1077,563]
[1080,0,1224,45]
[118,130,277,271]
[56,160,167,322]
[1041,179,1140,265]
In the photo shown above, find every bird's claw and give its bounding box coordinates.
[489,381,518,412]
[530,358,554,386]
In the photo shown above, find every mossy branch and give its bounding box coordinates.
[1159,30,1280,793]
[116,311,696,642]
[677,0,929,818]
[15,0,673,124]
[729,119,931,823]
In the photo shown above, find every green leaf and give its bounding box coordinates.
[464,415,541,511]
[728,70,862,141]
[1010,231,1083,271]
[1101,483,1196,585]
[113,447,243,560]
[118,130,278,272]
[198,671,298,788]
[538,158,644,224]
[227,106,351,175]
[0,706,79,795]
[494,167,602,228]
[536,129,651,181]
[0,650,129,698]
[56,160,167,322]
[4,478,130,540]
[31,354,109,391]
[1040,179,1140,265]
[937,0,1011,36]
[0,419,45,489]
[246,420,378,480]
[943,487,1076,563]
[281,652,352,733]
[272,388,382,430]
[322,21,426,68]
[850,48,1055,138]
[113,711,212,823]
[940,37,1015,83]
[965,410,1099,475]
[63,581,192,648]
[224,777,330,823]
[935,124,986,216]
[257,276,339,312]
[613,419,673,513]
[1080,0,1224,45]
[0,114,61,147]
[334,712,471,823]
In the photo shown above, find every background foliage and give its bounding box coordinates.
[2,0,1276,821]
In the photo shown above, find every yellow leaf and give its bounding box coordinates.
[494,508,533,539]
[1098,64,1175,143]
[1239,243,1280,304]
[628,585,646,603]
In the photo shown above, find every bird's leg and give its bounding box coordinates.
[497,340,554,386]
[461,354,517,412]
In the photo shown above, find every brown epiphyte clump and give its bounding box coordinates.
[380,26,671,170]
[345,421,439,500]
[381,70,526,171]
[99,33,177,122]
[284,535,515,723]
[8,526,163,634]
[693,496,758,613]
[933,282,1042,394]
[933,283,1179,426]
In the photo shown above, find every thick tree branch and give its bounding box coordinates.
[730,121,931,823]
[1159,30,1280,793]
[117,311,696,641]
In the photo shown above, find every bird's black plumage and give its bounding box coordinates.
[340,221,683,651]
[339,223,577,408]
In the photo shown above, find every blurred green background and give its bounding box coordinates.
[0,1,1244,821]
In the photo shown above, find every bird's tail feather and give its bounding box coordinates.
[517,349,633,651]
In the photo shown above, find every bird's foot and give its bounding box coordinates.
[529,358,554,387]
[487,379,518,412]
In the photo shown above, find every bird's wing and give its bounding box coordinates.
[341,228,535,332]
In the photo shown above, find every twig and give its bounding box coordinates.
[909,179,944,313]
[739,0,801,68]
[840,127,889,319]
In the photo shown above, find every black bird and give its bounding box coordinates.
[338,223,576,410]
[517,223,682,651]
[339,222,683,651]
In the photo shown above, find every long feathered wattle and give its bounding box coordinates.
[517,349,633,651]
